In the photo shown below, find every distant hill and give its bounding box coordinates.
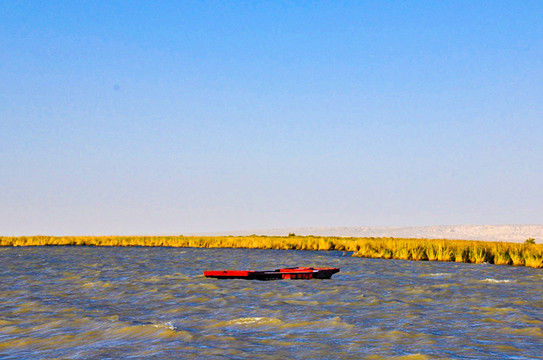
[195,225,543,243]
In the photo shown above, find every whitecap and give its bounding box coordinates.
[152,321,177,330]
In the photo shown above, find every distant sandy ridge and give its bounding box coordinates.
[195,225,543,243]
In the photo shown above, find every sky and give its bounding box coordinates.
[1,1,542,235]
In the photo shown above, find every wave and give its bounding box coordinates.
[482,278,514,283]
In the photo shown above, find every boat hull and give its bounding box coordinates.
[204,267,339,280]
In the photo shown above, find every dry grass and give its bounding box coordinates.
[1,235,542,269]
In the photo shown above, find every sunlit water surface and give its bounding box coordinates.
[0,247,542,359]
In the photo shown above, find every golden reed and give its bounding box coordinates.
[1,235,542,268]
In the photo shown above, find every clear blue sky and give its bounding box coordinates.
[1,1,542,235]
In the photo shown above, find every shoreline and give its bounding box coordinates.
[191,225,543,243]
[1,235,542,269]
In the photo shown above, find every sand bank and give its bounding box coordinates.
[195,225,543,243]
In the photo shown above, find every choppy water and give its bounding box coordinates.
[0,247,542,359]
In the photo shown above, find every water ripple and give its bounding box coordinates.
[0,247,542,359]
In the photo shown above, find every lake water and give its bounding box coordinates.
[0,247,542,359]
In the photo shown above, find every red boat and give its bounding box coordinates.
[204,267,339,280]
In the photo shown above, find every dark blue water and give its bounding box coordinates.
[0,247,542,359]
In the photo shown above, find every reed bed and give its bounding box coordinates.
[1,235,542,268]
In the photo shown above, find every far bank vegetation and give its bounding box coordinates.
[1,235,542,269]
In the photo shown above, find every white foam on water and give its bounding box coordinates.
[152,321,176,330]
[482,278,514,283]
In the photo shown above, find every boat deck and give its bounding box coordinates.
[204,267,339,280]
